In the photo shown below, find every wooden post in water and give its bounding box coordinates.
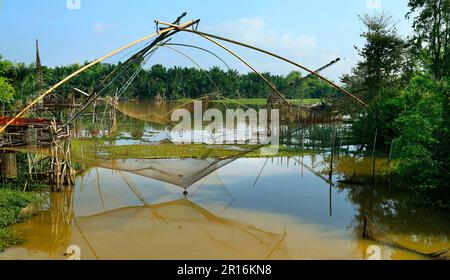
[48,123,74,192]
[329,127,337,182]
[372,128,378,180]
[50,141,60,191]
[0,151,17,179]
[25,127,38,184]
[329,182,333,217]
[363,215,375,241]
[301,132,305,178]
[329,127,337,217]
[110,92,118,134]
[92,100,97,126]
[338,126,344,159]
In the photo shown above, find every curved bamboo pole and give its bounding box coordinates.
[159,45,219,89]
[185,29,368,107]
[158,21,367,108]
[194,32,291,105]
[0,20,199,134]
[165,43,231,70]
[160,44,251,110]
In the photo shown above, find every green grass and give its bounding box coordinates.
[290,99,322,105]
[214,98,268,106]
[72,139,314,164]
[0,189,42,251]
[177,98,321,106]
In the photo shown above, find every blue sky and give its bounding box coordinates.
[0,0,412,81]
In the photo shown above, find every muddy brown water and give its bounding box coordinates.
[1,102,449,260]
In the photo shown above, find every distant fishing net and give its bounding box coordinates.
[115,97,213,125]
[115,101,179,126]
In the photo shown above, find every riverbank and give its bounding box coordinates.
[71,140,316,163]
[0,189,42,251]
[176,98,321,106]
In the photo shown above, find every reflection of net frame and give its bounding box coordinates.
[95,145,264,190]
[75,198,288,260]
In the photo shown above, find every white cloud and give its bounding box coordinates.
[204,17,348,81]
[92,23,111,33]
[213,18,319,58]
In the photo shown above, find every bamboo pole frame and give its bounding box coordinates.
[157,20,368,108]
[1,17,366,137]
[194,32,291,105]
[0,20,199,135]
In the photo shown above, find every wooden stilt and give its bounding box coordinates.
[363,215,375,241]
[0,152,17,179]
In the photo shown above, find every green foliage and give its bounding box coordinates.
[351,87,405,150]
[341,13,406,109]
[407,0,450,79]
[345,3,450,194]
[352,73,449,190]
[0,227,22,252]
[392,75,450,189]
[0,153,50,192]
[0,76,15,103]
[0,189,41,227]
[0,55,338,104]
[0,189,42,251]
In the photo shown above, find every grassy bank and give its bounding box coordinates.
[177,98,321,106]
[0,189,42,251]
[71,140,314,163]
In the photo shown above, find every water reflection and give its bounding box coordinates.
[1,101,448,260]
[1,153,448,260]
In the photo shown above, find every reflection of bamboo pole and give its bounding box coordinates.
[329,183,333,217]
[0,20,199,134]
[363,215,449,259]
[338,127,344,159]
[329,127,337,182]
[265,231,288,260]
[293,157,334,186]
[118,170,147,205]
[72,217,100,260]
[253,158,269,187]
[363,215,375,240]
[96,168,106,211]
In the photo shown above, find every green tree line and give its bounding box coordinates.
[341,0,450,195]
[0,56,337,109]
